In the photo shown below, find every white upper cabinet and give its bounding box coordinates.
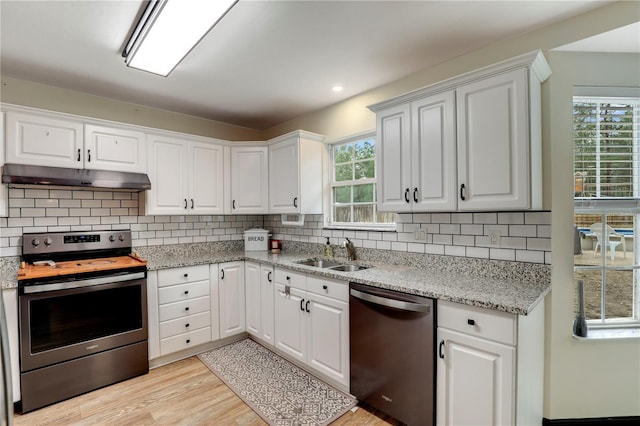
[370,50,550,212]
[146,133,224,215]
[456,69,531,210]
[5,110,83,168]
[84,124,146,173]
[268,131,324,214]
[5,109,147,173]
[376,92,456,212]
[230,146,268,214]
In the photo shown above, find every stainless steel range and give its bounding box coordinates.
[17,230,149,413]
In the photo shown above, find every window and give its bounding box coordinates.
[330,135,395,228]
[573,92,640,327]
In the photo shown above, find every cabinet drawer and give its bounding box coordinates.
[159,296,210,322]
[159,311,210,339]
[158,280,209,304]
[160,327,211,356]
[307,276,348,301]
[438,300,516,346]
[158,265,209,287]
[275,268,306,290]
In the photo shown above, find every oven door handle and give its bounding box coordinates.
[22,272,146,294]
[350,288,431,313]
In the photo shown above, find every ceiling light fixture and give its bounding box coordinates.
[123,0,237,77]
[332,86,344,92]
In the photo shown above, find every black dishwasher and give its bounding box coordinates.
[350,282,435,426]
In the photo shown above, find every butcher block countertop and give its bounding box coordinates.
[17,255,147,281]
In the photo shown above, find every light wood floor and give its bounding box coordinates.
[13,356,401,425]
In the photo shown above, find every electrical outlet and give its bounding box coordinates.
[414,229,427,241]
[488,229,501,247]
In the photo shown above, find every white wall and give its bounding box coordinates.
[545,51,640,418]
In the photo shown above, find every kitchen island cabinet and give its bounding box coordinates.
[436,299,544,425]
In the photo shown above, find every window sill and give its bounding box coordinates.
[324,225,397,232]
[572,327,640,341]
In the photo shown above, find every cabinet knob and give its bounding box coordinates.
[185,323,190,328]
[186,339,191,344]
[184,273,188,277]
[322,285,328,290]
[184,290,189,295]
[185,307,190,311]
[467,318,475,326]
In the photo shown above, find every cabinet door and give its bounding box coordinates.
[456,68,529,210]
[376,104,412,212]
[411,91,457,211]
[244,262,261,338]
[269,137,299,214]
[84,124,146,173]
[5,111,83,168]
[436,327,515,426]
[274,283,306,363]
[189,141,224,214]
[260,265,275,346]
[219,261,245,338]
[307,293,349,386]
[146,134,188,215]
[230,147,268,214]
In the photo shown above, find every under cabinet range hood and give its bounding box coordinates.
[1,164,151,190]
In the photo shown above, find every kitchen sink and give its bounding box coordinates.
[295,258,343,268]
[295,258,370,272]
[328,264,369,272]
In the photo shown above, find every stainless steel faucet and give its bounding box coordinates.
[344,237,356,261]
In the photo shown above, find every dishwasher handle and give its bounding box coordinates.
[350,288,431,313]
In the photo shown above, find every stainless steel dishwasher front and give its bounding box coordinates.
[349,282,435,426]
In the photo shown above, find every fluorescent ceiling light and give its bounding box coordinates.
[332,86,344,92]
[123,0,237,76]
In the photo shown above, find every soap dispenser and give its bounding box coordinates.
[324,237,334,257]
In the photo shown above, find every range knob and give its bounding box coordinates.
[44,237,53,246]
[109,235,116,242]
[118,234,125,242]
[31,238,41,247]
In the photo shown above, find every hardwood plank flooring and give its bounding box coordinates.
[14,356,400,425]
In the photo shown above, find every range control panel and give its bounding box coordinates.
[22,230,132,256]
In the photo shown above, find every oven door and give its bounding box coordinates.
[19,273,147,372]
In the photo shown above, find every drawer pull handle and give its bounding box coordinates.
[467,319,475,326]
[305,300,310,313]
[186,339,191,344]
[404,188,410,203]
[300,298,305,312]
[221,269,225,280]
[267,271,272,282]
[460,183,466,201]
[439,340,445,359]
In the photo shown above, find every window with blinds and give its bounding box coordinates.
[573,96,640,199]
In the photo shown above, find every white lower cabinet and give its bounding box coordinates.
[273,268,349,388]
[245,261,275,346]
[436,300,544,426]
[219,261,245,338]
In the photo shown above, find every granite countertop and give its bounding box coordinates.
[1,247,551,315]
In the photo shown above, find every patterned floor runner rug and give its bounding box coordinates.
[198,339,357,425]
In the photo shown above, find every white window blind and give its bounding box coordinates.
[573,96,640,199]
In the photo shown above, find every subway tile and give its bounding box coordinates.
[376,240,391,250]
[424,244,445,255]
[537,225,551,238]
[391,242,408,252]
[497,212,524,224]
[433,234,453,245]
[101,200,121,208]
[489,248,515,261]
[516,250,545,264]
[473,212,497,224]
[460,224,483,235]
[395,213,413,223]
[82,200,102,208]
[59,199,82,208]
[445,245,466,257]
[431,213,451,224]
[70,208,91,216]
[407,243,425,253]
[453,235,475,246]
[466,246,489,259]
[24,189,50,199]
[101,216,120,225]
[89,208,109,216]
[9,198,34,208]
[412,213,430,224]
[94,192,113,200]
[80,216,101,225]
[527,237,551,251]
[451,213,473,224]
[21,208,46,217]
[500,237,527,250]
[509,225,537,237]
[440,224,460,235]
[524,211,551,225]
[73,190,94,200]
[35,199,59,208]
[58,217,80,226]
[49,190,72,199]
[8,217,33,227]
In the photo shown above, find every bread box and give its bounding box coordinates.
[243,228,271,251]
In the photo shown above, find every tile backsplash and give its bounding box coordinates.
[0,186,551,264]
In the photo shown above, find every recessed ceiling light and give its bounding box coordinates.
[332,86,344,92]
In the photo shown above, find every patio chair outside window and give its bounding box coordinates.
[590,222,627,261]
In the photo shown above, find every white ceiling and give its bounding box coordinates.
[0,0,625,130]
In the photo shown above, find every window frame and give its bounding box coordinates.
[573,87,640,328]
[326,132,396,231]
